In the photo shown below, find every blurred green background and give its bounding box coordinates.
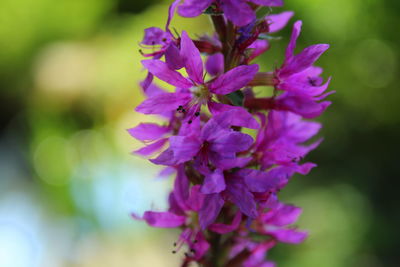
[0,0,398,266]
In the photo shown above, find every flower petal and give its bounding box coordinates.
[226,178,258,218]
[201,117,229,142]
[173,165,190,211]
[266,110,321,143]
[142,211,185,228]
[192,232,210,260]
[127,123,169,141]
[201,169,226,194]
[275,93,331,118]
[251,0,284,6]
[199,193,225,229]
[158,166,176,178]
[180,31,204,84]
[211,131,253,154]
[169,135,202,163]
[280,44,330,77]
[238,168,284,193]
[187,185,205,211]
[177,0,213,17]
[209,64,259,95]
[135,92,192,114]
[166,0,180,31]
[209,211,242,234]
[248,40,270,62]
[150,148,179,165]
[134,138,168,157]
[285,20,302,60]
[267,229,308,244]
[210,155,252,170]
[222,0,255,27]
[266,11,294,33]
[165,44,185,70]
[206,53,224,76]
[209,102,260,129]
[264,204,302,226]
[142,59,193,88]
[142,27,170,45]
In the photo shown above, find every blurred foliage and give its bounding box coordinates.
[0,0,399,266]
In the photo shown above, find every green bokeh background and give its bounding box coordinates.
[0,0,398,266]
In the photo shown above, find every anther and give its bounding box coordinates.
[176,105,183,111]
[190,249,196,253]
[173,242,177,247]
[308,77,317,86]
[172,250,176,254]
[188,120,192,124]
[194,112,200,116]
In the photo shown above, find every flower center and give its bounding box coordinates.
[190,84,210,103]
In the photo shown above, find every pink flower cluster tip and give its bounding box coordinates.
[130,0,333,266]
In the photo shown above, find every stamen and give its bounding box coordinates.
[308,77,317,86]
[194,112,200,117]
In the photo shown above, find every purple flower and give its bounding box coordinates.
[140,0,184,73]
[198,170,260,229]
[273,21,333,118]
[133,166,210,260]
[245,11,294,63]
[178,0,284,26]
[229,201,307,266]
[128,82,173,157]
[132,1,332,265]
[127,122,170,157]
[150,110,254,170]
[254,110,321,169]
[258,202,308,244]
[199,162,310,230]
[136,31,259,127]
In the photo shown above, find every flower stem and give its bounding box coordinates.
[204,231,223,267]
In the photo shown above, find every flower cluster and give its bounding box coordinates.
[130,0,332,265]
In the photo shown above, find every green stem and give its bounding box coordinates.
[204,232,223,267]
